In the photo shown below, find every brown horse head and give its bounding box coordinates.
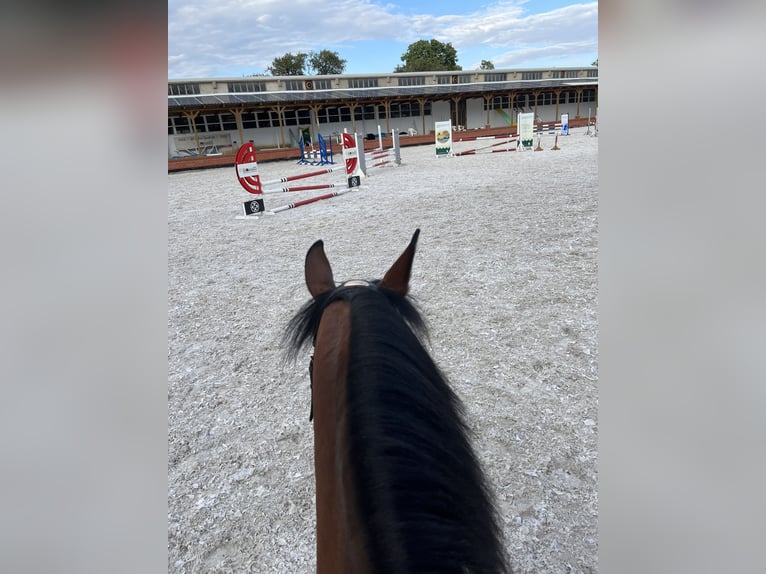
[285,229,510,574]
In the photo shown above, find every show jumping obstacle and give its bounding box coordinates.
[235,133,362,217]
[359,129,401,174]
[452,132,520,156]
[297,133,334,166]
[535,121,562,135]
[436,116,536,156]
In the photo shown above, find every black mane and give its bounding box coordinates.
[285,284,509,574]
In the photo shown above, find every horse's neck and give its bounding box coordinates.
[312,301,372,574]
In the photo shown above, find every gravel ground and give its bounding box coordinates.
[168,128,598,573]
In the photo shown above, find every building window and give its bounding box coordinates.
[437,74,471,84]
[354,104,376,120]
[257,111,275,128]
[282,109,299,126]
[551,71,561,79]
[202,114,222,132]
[484,95,510,110]
[220,113,237,130]
[587,69,598,77]
[168,83,200,96]
[537,92,554,106]
[484,73,507,82]
[377,104,387,119]
[582,89,596,102]
[297,108,311,124]
[241,112,258,129]
[397,76,425,86]
[339,106,351,122]
[281,108,312,126]
[318,107,341,124]
[348,78,379,88]
[169,116,191,134]
[389,101,423,118]
[284,80,304,91]
[304,79,331,90]
[228,81,265,93]
[563,70,580,79]
[521,71,542,80]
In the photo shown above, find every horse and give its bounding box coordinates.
[285,229,510,574]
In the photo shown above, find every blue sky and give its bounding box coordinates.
[168,0,598,79]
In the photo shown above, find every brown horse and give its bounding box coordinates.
[285,229,510,574]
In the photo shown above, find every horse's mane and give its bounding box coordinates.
[285,283,509,574]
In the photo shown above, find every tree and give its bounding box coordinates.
[480,60,495,70]
[266,50,347,75]
[394,39,461,73]
[591,58,598,67]
[308,50,347,75]
[267,52,309,75]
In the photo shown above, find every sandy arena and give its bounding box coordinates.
[168,128,598,573]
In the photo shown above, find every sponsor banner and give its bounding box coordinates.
[517,113,535,149]
[561,113,569,136]
[434,121,452,157]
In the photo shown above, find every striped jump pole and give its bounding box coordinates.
[269,188,354,214]
[535,122,562,135]
[452,133,513,143]
[257,166,348,193]
[452,133,519,156]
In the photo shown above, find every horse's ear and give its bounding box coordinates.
[379,229,420,296]
[305,240,335,299]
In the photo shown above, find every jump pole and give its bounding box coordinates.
[269,188,354,214]
[452,133,519,156]
[358,130,401,175]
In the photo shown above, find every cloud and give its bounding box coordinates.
[168,0,597,78]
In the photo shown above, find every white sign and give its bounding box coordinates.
[517,113,534,149]
[434,121,452,157]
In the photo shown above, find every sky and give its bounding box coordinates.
[168,0,598,79]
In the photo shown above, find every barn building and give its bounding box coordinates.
[168,66,598,158]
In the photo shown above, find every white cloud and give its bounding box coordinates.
[168,0,597,78]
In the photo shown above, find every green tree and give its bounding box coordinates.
[591,58,598,67]
[394,39,461,72]
[308,50,347,75]
[267,52,309,75]
[480,60,495,70]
